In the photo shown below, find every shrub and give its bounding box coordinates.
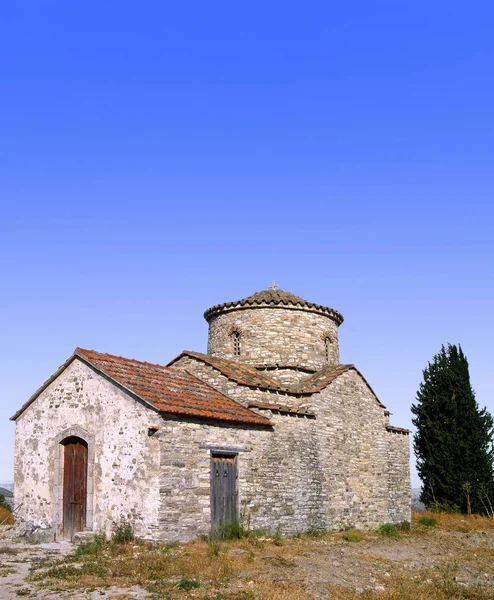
[176,577,201,590]
[273,525,283,546]
[0,494,11,511]
[430,501,461,514]
[343,529,361,542]
[75,534,106,556]
[377,523,399,538]
[216,519,246,539]
[418,516,438,527]
[399,520,411,532]
[111,521,135,544]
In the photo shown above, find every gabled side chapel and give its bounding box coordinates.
[12,288,410,541]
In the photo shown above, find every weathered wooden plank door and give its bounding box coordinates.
[63,438,88,540]
[211,454,238,531]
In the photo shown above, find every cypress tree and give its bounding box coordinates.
[411,344,494,513]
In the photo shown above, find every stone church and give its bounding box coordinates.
[11,287,410,541]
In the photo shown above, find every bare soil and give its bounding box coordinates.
[0,514,493,599]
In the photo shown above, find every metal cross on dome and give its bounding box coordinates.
[268,280,279,291]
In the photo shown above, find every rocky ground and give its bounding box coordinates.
[0,514,493,599]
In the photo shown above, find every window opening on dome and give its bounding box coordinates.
[324,337,332,362]
[232,331,241,356]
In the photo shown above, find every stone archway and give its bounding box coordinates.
[61,437,88,539]
[53,427,94,540]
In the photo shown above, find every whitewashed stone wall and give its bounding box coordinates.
[207,306,340,375]
[13,359,162,540]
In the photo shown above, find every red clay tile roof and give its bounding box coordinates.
[168,352,387,408]
[291,364,354,393]
[386,424,410,434]
[11,349,271,427]
[168,351,289,391]
[204,289,344,325]
[293,363,386,407]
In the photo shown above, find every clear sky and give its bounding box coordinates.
[2,2,494,487]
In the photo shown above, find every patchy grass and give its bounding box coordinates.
[216,520,247,540]
[398,520,411,532]
[0,564,17,576]
[342,529,362,542]
[74,533,107,556]
[415,510,494,532]
[0,547,20,555]
[418,516,438,527]
[112,521,135,544]
[176,576,201,590]
[377,523,399,538]
[23,512,494,599]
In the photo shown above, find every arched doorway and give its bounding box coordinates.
[61,436,88,539]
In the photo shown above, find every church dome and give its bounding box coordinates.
[204,289,344,324]
[204,286,344,376]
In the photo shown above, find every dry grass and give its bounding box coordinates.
[24,513,494,599]
[28,537,312,598]
[0,506,14,526]
[414,510,494,532]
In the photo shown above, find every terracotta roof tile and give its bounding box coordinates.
[291,364,355,393]
[168,351,289,391]
[293,363,386,407]
[11,349,271,426]
[168,352,386,409]
[75,349,271,426]
[386,424,410,434]
[204,289,344,324]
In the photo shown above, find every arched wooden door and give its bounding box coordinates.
[62,437,88,540]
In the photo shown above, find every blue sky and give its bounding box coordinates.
[2,1,494,486]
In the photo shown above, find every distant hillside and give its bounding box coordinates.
[412,487,425,511]
[0,484,14,508]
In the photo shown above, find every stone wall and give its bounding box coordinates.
[13,359,162,540]
[170,358,411,535]
[207,306,340,375]
[13,346,410,543]
[171,355,306,409]
[309,370,391,528]
[157,414,325,542]
[386,430,411,523]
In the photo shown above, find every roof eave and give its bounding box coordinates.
[10,348,160,421]
[12,348,271,428]
[10,352,79,421]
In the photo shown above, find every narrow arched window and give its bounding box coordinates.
[324,337,331,362]
[232,331,241,356]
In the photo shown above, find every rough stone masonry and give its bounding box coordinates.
[11,287,410,542]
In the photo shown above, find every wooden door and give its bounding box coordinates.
[62,437,88,540]
[211,454,238,531]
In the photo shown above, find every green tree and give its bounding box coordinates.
[411,344,494,513]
